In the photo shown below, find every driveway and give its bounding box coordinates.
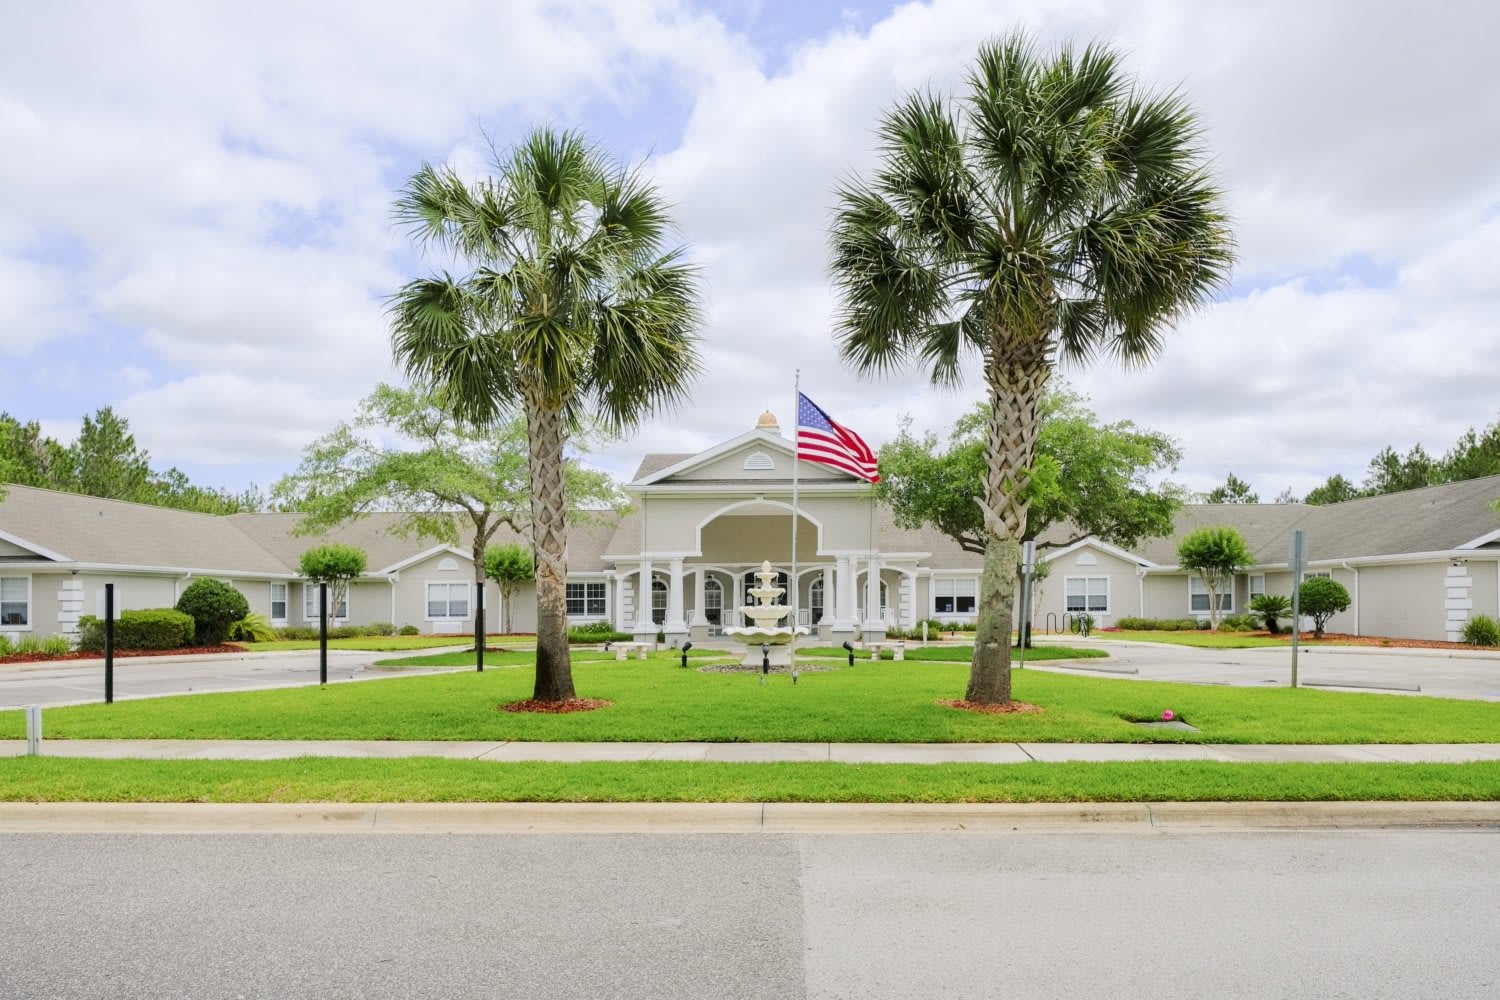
[0,647,473,710]
[1032,637,1500,701]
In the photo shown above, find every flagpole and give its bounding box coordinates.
[790,369,800,665]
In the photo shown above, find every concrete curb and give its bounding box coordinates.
[2,801,1497,835]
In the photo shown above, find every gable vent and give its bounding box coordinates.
[743,451,775,471]
[438,557,459,572]
[1075,552,1098,566]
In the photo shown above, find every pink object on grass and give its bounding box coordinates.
[1162,709,1175,721]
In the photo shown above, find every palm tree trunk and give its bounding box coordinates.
[966,348,1051,705]
[525,392,576,701]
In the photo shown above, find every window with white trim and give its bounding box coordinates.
[1249,575,1265,599]
[704,578,723,625]
[0,577,28,628]
[304,583,348,621]
[933,578,976,614]
[426,582,469,619]
[809,578,824,624]
[651,579,667,625]
[1065,576,1109,614]
[1188,576,1233,613]
[566,581,607,617]
[270,583,288,622]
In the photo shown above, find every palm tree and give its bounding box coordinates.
[831,34,1233,704]
[389,128,702,701]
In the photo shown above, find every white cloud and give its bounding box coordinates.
[3,0,1498,503]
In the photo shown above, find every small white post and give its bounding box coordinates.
[921,620,928,646]
[25,705,42,756]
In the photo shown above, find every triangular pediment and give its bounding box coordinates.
[637,430,861,485]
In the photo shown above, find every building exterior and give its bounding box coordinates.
[2,412,1498,645]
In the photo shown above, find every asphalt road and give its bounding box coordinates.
[0,649,467,710]
[1,830,1496,999]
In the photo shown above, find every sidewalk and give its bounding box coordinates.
[6,739,1500,763]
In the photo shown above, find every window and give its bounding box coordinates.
[270,583,288,622]
[704,578,722,625]
[426,582,469,619]
[651,578,667,625]
[304,583,348,621]
[0,577,28,628]
[565,581,607,617]
[933,578,976,614]
[1188,576,1232,613]
[809,578,824,624]
[1066,577,1109,614]
[1249,575,1265,599]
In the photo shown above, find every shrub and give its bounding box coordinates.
[175,578,250,646]
[1462,614,1500,647]
[568,628,632,644]
[574,620,618,636]
[366,622,397,636]
[1249,594,1292,634]
[1217,614,1257,632]
[41,635,72,655]
[1298,577,1351,639]
[226,613,276,643]
[13,633,44,654]
[78,609,196,651]
[398,625,420,636]
[0,634,11,656]
[274,626,320,641]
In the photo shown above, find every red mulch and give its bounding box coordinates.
[938,699,1043,715]
[0,645,245,665]
[499,698,613,714]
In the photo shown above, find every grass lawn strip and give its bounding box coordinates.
[240,636,510,652]
[3,658,1496,744]
[798,645,1106,662]
[3,758,1499,803]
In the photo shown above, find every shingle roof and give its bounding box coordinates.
[0,485,290,574]
[1131,474,1500,566]
[631,454,694,482]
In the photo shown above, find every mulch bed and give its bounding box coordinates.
[499,698,613,714]
[938,699,1043,715]
[1095,628,1496,651]
[0,645,245,665]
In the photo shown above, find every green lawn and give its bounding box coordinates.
[4,658,1496,744]
[381,648,723,668]
[239,636,484,652]
[1085,631,1304,649]
[3,757,1499,803]
[801,644,1106,661]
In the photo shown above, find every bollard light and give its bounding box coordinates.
[841,640,854,666]
[680,641,693,668]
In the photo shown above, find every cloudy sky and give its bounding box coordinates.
[3,0,1497,500]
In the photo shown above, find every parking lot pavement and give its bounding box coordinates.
[0,649,457,709]
[1032,638,1500,700]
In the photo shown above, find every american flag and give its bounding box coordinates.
[796,393,880,483]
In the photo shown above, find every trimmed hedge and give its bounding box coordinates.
[1115,616,1203,632]
[568,628,633,644]
[77,608,196,651]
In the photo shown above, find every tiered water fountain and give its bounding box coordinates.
[723,560,809,666]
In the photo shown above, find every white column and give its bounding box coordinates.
[666,558,686,634]
[834,556,857,631]
[865,558,880,619]
[821,565,835,625]
[900,574,914,627]
[614,573,630,631]
[691,568,708,627]
[634,560,654,634]
[733,571,744,626]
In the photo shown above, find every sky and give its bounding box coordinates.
[2,0,1498,501]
